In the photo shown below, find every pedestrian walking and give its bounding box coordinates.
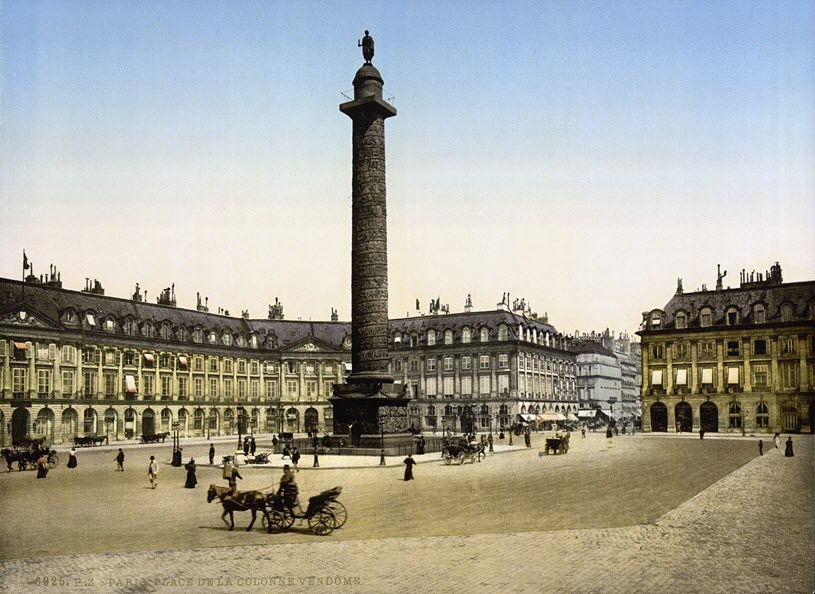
[785,436,794,457]
[282,444,290,460]
[208,443,215,465]
[403,454,416,481]
[250,437,256,456]
[699,429,705,440]
[115,448,125,471]
[36,454,49,479]
[758,440,764,456]
[581,427,586,439]
[147,455,158,489]
[67,448,78,469]
[773,432,780,449]
[272,435,279,450]
[184,458,197,488]
[291,447,301,471]
[243,437,250,456]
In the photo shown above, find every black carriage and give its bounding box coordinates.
[2,445,59,471]
[74,435,109,447]
[262,486,345,536]
[140,432,170,444]
[441,439,482,465]
[543,434,570,455]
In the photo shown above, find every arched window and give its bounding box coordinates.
[143,322,155,338]
[222,332,232,346]
[700,307,713,328]
[780,303,793,322]
[462,327,472,344]
[675,312,687,329]
[178,326,188,341]
[726,307,739,326]
[160,323,172,340]
[728,402,742,429]
[444,329,453,345]
[480,327,489,342]
[426,330,436,346]
[755,401,769,428]
[498,325,508,341]
[236,334,246,347]
[193,327,203,343]
[209,331,217,344]
[753,304,766,324]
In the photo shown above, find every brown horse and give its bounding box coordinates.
[206,484,267,531]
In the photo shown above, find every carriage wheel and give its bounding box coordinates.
[48,454,60,469]
[443,452,453,465]
[457,452,466,465]
[326,501,347,528]
[308,508,336,536]
[263,510,291,533]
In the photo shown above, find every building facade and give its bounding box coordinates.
[638,263,815,434]
[0,276,580,444]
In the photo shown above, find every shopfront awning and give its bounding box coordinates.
[578,410,597,418]
[567,413,579,422]
[518,413,536,422]
[556,413,567,421]
[537,412,559,422]
[13,342,28,350]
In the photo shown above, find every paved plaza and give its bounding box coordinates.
[0,432,812,593]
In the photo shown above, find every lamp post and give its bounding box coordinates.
[236,404,245,449]
[379,425,386,466]
[489,414,494,452]
[171,421,181,466]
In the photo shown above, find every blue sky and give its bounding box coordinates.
[2,1,813,336]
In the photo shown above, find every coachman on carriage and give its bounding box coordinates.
[2,437,60,472]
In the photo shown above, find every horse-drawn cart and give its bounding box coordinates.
[1,446,59,471]
[262,486,345,536]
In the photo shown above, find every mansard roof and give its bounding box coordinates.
[572,340,616,357]
[389,309,559,338]
[657,280,815,329]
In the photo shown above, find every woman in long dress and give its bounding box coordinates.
[36,455,49,478]
[184,458,197,488]
[784,437,794,457]
[403,454,416,481]
[67,448,78,469]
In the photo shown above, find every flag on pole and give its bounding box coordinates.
[23,250,29,271]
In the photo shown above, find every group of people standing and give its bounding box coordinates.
[760,432,795,457]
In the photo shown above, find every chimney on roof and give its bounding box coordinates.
[132,283,142,302]
[268,298,284,320]
[196,292,209,312]
[331,307,339,322]
[242,309,250,319]
[157,286,176,307]
[45,264,62,288]
[82,278,104,295]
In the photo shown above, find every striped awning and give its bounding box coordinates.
[144,353,155,363]
[125,375,137,394]
[178,356,188,367]
[14,342,28,350]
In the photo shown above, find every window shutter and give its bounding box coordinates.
[0,340,6,357]
[49,344,57,360]
[26,341,33,358]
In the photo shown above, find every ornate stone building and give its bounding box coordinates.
[638,263,815,434]
[0,276,579,444]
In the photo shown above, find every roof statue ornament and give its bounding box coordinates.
[358,30,374,63]
[676,278,683,295]
[716,264,727,291]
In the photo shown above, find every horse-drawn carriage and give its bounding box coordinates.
[74,435,108,447]
[542,433,570,455]
[206,484,346,536]
[442,438,484,465]
[2,443,59,472]
[140,432,171,444]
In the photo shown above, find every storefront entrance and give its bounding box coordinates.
[650,402,667,432]
[700,401,719,432]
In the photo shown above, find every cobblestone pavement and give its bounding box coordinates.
[1,435,811,594]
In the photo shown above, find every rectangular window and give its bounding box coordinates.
[209,358,219,372]
[250,361,260,375]
[461,376,472,396]
[409,360,419,373]
[752,364,769,387]
[651,344,664,359]
[82,348,97,365]
[237,379,246,399]
[266,380,277,399]
[726,341,740,357]
[286,380,298,399]
[178,376,188,398]
[753,339,767,356]
[675,369,688,386]
[780,337,797,355]
[727,367,740,385]
[143,375,154,397]
[673,343,690,359]
[779,363,798,388]
[306,380,317,398]
[62,370,75,396]
[478,375,491,395]
[651,369,664,387]
[195,377,204,399]
[61,345,77,364]
[394,359,403,373]
[426,358,436,372]
[498,374,509,394]
[461,356,471,371]
[104,372,117,396]
[38,369,51,396]
[12,368,27,396]
[425,377,437,396]
[479,355,490,370]
[37,344,49,360]
[323,381,334,397]
[224,360,233,374]
[443,357,453,372]
[83,371,97,397]
[443,376,454,396]
[194,357,204,372]
[498,354,508,368]
[251,379,259,400]
[161,376,172,398]
[104,350,115,365]
[209,378,219,399]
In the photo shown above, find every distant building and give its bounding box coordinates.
[637,263,815,434]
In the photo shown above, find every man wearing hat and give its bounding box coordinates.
[278,464,299,510]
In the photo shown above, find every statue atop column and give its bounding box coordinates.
[358,30,374,63]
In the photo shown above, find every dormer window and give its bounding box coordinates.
[753,304,766,324]
[209,331,217,344]
[444,329,453,345]
[250,334,258,348]
[223,333,232,346]
[143,322,155,338]
[675,312,687,329]
[462,327,471,344]
[427,330,436,346]
[236,335,246,347]
[86,313,96,326]
[726,307,739,326]
[104,318,115,332]
[480,327,489,342]
[123,319,135,335]
[393,332,402,345]
[64,310,77,323]
[193,327,203,343]
[700,308,712,328]
[498,325,508,341]
[160,323,172,340]
[650,314,661,328]
[780,303,793,322]
[177,327,188,341]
